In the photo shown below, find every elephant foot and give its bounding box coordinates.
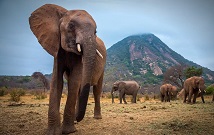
[124,102,127,104]
[62,124,77,134]
[47,126,61,135]
[94,114,102,119]
[94,108,102,119]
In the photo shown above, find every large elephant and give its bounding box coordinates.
[111,81,140,104]
[183,76,206,104]
[29,4,106,134]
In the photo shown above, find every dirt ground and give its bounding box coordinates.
[0,94,214,135]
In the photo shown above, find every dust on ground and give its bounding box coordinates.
[0,94,214,135]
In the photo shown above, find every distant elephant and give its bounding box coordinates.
[29,4,106,134]
[111,81,140,104]
[183,76,206,104]
[160,84,172,102]
[168,85,178,100]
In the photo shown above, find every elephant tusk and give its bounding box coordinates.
[199,89,201,93]
[96,49,103,59]
[77,43,81,52]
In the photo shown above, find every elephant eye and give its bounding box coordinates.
[69,22,75,30]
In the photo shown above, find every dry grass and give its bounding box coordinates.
[0,93,214,135]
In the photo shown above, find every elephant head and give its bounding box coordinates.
[111,81,125,103]
[193,77,206,92]
[29,4,104,122]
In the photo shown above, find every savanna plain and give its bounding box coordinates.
[0,92,214,135]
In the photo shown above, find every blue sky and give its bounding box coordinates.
[0,0,214,75]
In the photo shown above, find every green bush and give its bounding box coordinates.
[205,86,214,95]
[0,87,8,96]
[33,90,47,100]
[10,89,22,102]
[17,88,26,96]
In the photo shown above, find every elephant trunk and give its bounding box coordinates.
[76,40,96,122]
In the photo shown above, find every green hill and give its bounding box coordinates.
[104,34,214,91]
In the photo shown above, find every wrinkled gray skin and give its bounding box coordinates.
[184,76,206,104]
[29,4,106,134]
[111,81,140,104]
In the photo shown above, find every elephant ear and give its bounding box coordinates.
[29,4,67,57]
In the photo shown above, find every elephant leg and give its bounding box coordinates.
[62,66,82,134]
[188,90,193,103]
[62,79,80,133]
[168,94,171,102]
[164,93,168,102]
[200,93,205,103]
[183,92,188,103]
[122,94,127,104]
[161,94,164,102]
[193,91,198,104]
[132,94,137,103]
[93,72,104,119]
[62,82,79,133]
[47,60,63,135]
[119,90,124,104]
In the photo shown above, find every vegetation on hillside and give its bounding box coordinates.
[184,66,203,78]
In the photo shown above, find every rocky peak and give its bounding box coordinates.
[105,33,214,85]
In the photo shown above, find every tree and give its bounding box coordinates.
[32,72,50,92]
[163,65,187,89]
[205,84,214,95]
[184,66,203,78]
